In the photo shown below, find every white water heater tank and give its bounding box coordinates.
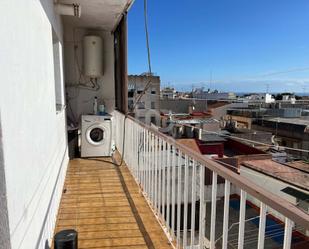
[83,35,103,77]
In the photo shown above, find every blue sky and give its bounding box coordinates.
[127,0,309,92]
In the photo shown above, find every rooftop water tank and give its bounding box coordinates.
[83,35,103,78]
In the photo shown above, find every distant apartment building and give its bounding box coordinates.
[160,99,208,114]
[254,117,309,159]
[243,93,275,103]
[225,104,309,159]
[193,88,236,100]
[128,74,160,125]
[161,86,176,99]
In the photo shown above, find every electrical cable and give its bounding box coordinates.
[130,89,309,154]
[113,0,153,166]
[174,120,309,154]
[143,0,152,74]
[130,0,153,111]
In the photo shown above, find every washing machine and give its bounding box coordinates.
[81,115,112,157]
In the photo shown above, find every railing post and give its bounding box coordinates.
[283,218,294,249]
[150,134,155,205]
[162,141,166,223]
[171,146,176,238]
[158,138,162,218]
[146,131,150,196]
[183,155,189,247]
[177,151,182,249]
[154,135,158,212]
[238,190,247,249]
[142,128,146,191]
[257,203,267,249]
[199,164,205,249]
[167,143,171,231]
[222,180,230,249]
[190,160,197,248]
[210,172,217,249]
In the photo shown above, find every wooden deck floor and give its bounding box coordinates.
[54,157,173,249]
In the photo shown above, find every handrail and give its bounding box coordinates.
[125,114,309,229]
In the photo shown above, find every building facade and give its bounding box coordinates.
[128,74,161,125]
[161,87,176,99]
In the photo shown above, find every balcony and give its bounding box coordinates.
[54,156,173,248]
[54,111,309,249]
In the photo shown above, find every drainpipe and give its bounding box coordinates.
[55,3,81,18]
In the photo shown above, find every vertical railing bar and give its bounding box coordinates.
[199,164,205,249]
[154,135,158,212]
[148,132,151,199]
[283,218,293,249]
[138,125,141,184]
[167,143,171,231]
[183,154,189,247]
[146,131,150,200]
[222,180,231,249]
[143,128,146,191]
[132,121,134,174]
[176,151,182,249]
[257,202,267,249]
[237,190,247,249]
[135,122,137,175]
[134,123,140,183]
[131,121,133,170]
[158,138,162,218]
[150,134,155,205]
[144,129,147,195]
[147,131,150,197]
[190,160,197,248]
[171,145,176,239]
[162,141,166,223]
[210,172,217,249]
[149,132,152,199]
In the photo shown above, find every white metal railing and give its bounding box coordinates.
[112,110,309,249]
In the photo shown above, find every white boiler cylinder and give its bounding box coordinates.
[83,35,103,77]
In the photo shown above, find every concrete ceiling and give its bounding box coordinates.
[59,0,133,30]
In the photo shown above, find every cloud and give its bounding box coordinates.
[168,78,309,92]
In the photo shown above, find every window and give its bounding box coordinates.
[52,29,65,112]
[128,100,134,110]
[151,90,156,94]
[139,117,145,123]
[137,102,145,109]
[151,101,156,109]
[128,89,134,98]
[151,116,156,125]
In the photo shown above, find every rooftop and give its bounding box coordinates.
[177,139,201,154]
[265,117,309,127]
[285,161,309,174]
[200,133,227,143]
[242,159,309,191]
[207,101,230,109]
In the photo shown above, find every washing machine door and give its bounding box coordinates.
[86,124,106,146]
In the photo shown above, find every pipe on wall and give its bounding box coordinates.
[55,3,81,18]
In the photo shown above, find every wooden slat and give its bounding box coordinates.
[53,158,173,249]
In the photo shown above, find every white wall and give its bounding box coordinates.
[0,1,68,248]
[64,25,115,125]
